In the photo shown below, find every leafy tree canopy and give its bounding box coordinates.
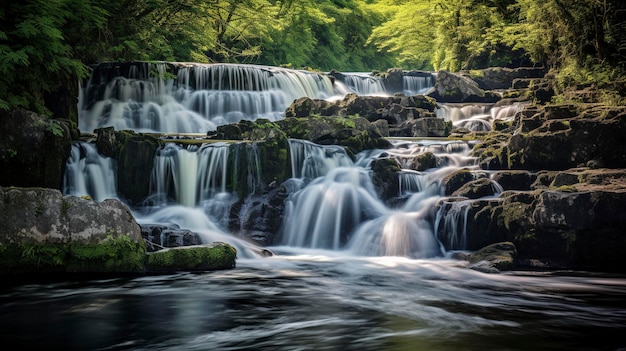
[1,0,625,114]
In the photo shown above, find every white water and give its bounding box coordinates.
[436,102,525,132]
[63,142,117,202]
[335,73,388,96]
[79,63,337,133]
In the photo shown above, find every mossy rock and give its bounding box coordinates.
[468,242,518,273]
[146,242,237,272]
[0,234,145,274]
[441,168,475,195]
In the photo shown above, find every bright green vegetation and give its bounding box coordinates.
[1,0,625,115]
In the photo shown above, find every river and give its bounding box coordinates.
[2,249,626,350]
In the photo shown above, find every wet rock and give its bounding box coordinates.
[370,157,401,200]
[452,178,498,199]
[145,242,237,272]
[468,242,518,273]
[491,170,535,191]
[441,168,475,195]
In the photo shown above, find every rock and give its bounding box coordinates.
[491,170,535,191]
[145,242,237,272]
[277,115,391,155]
[229,186,288,245]
[473,105,626,171]
[370,157,401,200]
[468,242,518,273]
[427,71,501,103]
[441,168,475,195]
[452,178,499,199]
[117,133,162,204]
[0,186,145,274]
[141,224,203,252]
[0,109,72,190]
[390,118,452,137]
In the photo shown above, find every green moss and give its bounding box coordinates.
[554,185,577,193]
[146,243,237,272]
[0,243,68,273]
[67,234,146,273]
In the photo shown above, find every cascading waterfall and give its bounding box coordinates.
[79,62,337,133]
[63,142,117,202]
[280,166,387,250]
[66,62,514,260]
[403,75,435,95]
[149,142,230,208]
[288,139,354,180]
[336,73,388,96]
[278,137,489,258]
[436,102,525,132]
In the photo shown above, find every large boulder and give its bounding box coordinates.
[94,128,163,204]
[0,187,145,274]
[427,71,501,103]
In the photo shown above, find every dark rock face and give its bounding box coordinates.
[229,186,288,245]
[468,241,518,273]
[436,168,626,272]
[473,105,626,171]
[0,109,72,190]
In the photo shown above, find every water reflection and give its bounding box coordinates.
[1,253,625,350]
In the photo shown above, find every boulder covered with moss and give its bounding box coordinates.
[145,242,237,272]
[0,186,145,274]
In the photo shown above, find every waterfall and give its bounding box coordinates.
[436,102,525,132]
[149,142,230,207]
[337,73,388,96]
[348,212,443,258]
[403,75,435,95]
[279,167,387,250]
[63,142,117,202]
[79,62,337,133]
[434,199,473,250]
[288,139,354,180]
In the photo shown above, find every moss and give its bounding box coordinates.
[0,243,68,273]
[146,243,237,272]
[67,234,145,273]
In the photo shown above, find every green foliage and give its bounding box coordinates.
[0,0,106,114]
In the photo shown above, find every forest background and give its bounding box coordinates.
[1,0,625,115]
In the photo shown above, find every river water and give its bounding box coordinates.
[2,249,626,350]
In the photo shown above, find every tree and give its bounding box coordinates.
[0,0,106,114]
